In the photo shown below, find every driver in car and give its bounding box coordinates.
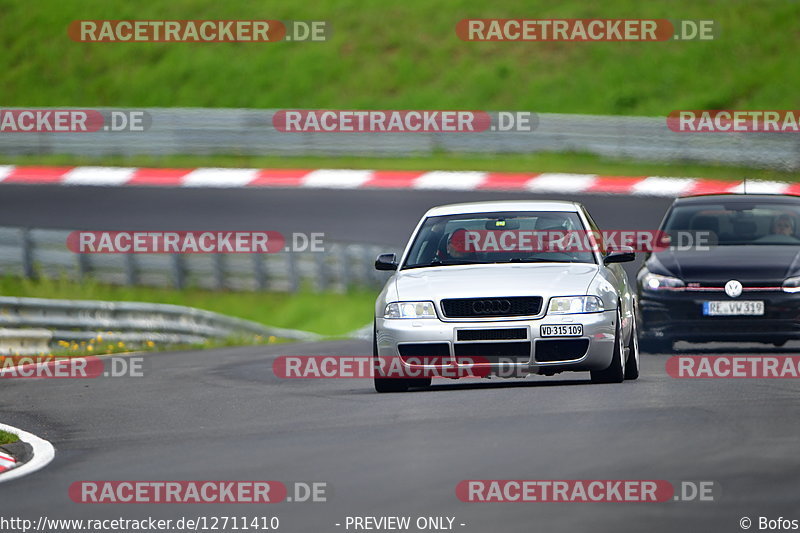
[444,228,469,259]
[771,213,796,236]
[432,228,471,261]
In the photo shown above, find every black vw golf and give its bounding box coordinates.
[638,193,800,351]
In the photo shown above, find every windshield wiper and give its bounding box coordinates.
[506,257,574,263]
[403,258,488,269]
[403,257,583,269]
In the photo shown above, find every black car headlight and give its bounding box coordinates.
[640,271,685,291]
[782,276,800,293]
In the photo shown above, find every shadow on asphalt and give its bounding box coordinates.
[664,342,800,354]
[346,376,615,395]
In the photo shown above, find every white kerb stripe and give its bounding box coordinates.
[182,168,259,187]
[301,169,373,189]
[727,181,790,194]
[632,177,697,196]
[525,173,596,192]
[62,167,137,186]
[0,166,15,183]
[0,422,55,483]
[412,171,487,190]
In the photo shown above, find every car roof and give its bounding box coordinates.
[676,193,800,204]
[423,200,582,217]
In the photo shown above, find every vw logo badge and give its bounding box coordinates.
[724,279,743,298]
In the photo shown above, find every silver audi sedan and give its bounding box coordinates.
[373,200,639,392]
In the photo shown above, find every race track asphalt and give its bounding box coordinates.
[0,185,797,532]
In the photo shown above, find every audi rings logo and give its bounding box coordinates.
[472,299,512,315]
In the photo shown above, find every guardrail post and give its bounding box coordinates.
[338,245,350,291]
[124,254,137,285]
[19,228,35,279]
[315,250,328,291]
[286,252,299,292]
[363,246,375,285]
[213,253,225,290]
[76,252,90,281]
[253,254,267,290]
[171,254,186,289]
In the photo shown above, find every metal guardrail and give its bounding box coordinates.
[0,226,396,292]
[0,296,321,354]
[1,107,799,170]
[0,328,51,355]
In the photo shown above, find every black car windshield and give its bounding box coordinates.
[401,211,596,269]
[662,201,800,246]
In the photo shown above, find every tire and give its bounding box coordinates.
[591,309,625,384]
[624,315,640,380]
[372,322,430,392]
[374,372,410,393]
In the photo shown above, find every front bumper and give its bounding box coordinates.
[639,289,800,343]
[375,310,617,378]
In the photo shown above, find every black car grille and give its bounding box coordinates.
[398,343,450,365]
[441,297,542,318]
[457,328,527,341]
[684,282,782,292]
[534,339,590,362]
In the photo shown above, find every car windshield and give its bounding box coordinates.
[662,201,800,246]
[401,211,596,269]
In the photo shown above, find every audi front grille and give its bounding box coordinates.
[440,297,542,318]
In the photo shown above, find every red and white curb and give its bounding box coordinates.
[0,166,795,197]
[0,422,55,483]
[0,450,16,473]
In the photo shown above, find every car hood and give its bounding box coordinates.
[650,245,800,283]
[394,263,599,301]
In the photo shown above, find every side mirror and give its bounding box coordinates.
[375,253,398,271]
[603,246,635,264]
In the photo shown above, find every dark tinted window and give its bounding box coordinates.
[663,202,800,245]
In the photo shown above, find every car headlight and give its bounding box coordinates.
[783,276,800,293]
[548,296,604,314]
[640,271,685,291]
[384,301,437,319]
